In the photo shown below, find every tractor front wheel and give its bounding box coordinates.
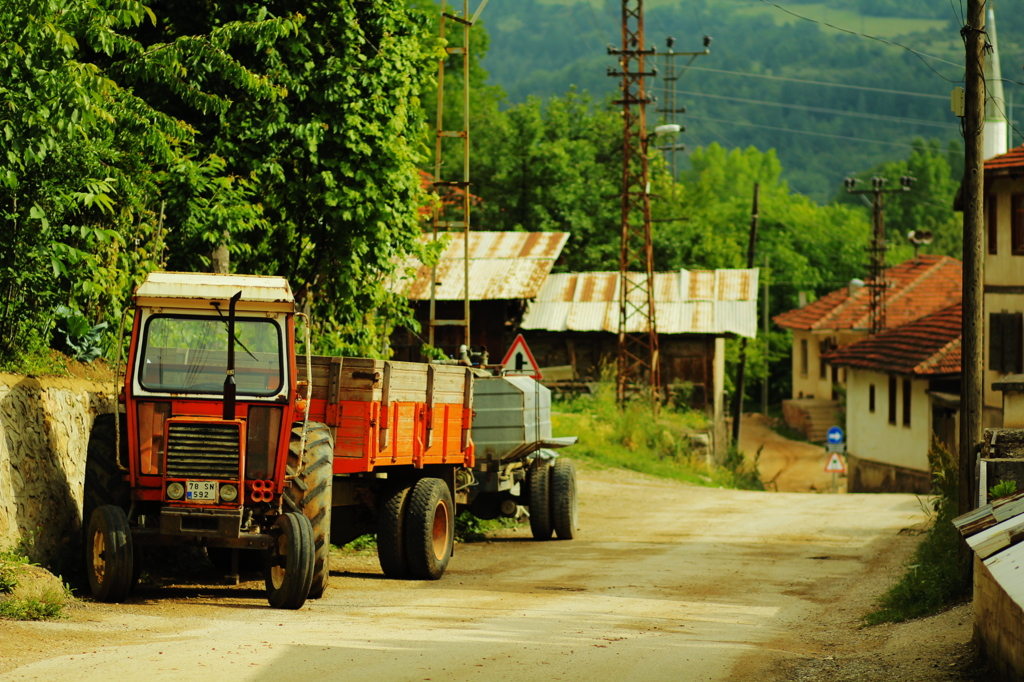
[86,505,135,603]
[264,512,315,610]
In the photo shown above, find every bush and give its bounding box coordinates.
[552,383,756,489]
[865,438,970,624]
[0,540,71,621]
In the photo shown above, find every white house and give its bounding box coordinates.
[825,303,961,493]
[773,255,962,440]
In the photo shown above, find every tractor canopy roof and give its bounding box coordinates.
[134,272,295,313]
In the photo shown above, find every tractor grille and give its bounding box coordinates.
[166,422,241,479]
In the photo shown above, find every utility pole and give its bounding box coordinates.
[961,0,986,521]
[843,175,915,334]
[732,182,759,444]
[608,1,660,408]
[656,35,710,186]
[762,253,770,417]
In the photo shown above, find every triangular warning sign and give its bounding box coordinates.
[500,334,542,380]
[824,452,846,474]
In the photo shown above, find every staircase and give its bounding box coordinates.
[782,398,842,442]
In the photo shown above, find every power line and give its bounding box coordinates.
[649,87,960,129]
[683,65,951,99]
[683,114,924,149]
[757,0,963,82]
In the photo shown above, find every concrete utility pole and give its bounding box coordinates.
[961,0,986,518]
[732,182,759,445]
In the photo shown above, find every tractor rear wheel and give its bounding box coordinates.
[283,423,334,599]
[264,512,315,610]
[551,458,578,540]
[377,484,412,579]
[404,478,454,580]
[83,414,130,528]
[86,505,134,603]
[528,460,553,540]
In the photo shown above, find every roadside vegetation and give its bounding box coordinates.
[0,539,72,621]
[865,439,970,624]
[552,382,763,490]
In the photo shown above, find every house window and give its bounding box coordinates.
[800,339,808,377]
[869,384,875,413]
[990,312,1024,373]
[819,357,827,379]
[902,379,911,427]
[888,376,897,425]
[1013,193,1024,255]
[988,195,998,255]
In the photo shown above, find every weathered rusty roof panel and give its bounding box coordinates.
[394,231,569,301]
[521,269,759,337]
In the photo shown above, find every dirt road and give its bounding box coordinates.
[0,466,975,681]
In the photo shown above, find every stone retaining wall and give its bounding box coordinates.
[0,374,115,573]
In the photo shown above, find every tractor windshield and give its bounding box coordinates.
[138,314,284,396]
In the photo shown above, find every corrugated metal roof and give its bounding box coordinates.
[393,232,569,301]
[521,269,759,337]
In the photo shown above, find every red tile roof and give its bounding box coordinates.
[985,144,1024,174]
[824,303,961,376]
[772,255,962,332]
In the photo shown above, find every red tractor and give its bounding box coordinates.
[85,272,474,609]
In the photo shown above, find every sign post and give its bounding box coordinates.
[824,426,847,493]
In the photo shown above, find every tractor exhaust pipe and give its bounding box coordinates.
[223,290,242,421]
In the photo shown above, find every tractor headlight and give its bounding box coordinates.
[220,484,239,503]
[167,482,185,500]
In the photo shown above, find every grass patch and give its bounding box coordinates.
[552,382,762,490]
[0,540,71,621]
[865,439,970,625]
[456,511,520,542]
[339,534,377,552]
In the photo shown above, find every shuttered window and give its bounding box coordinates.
[1013,194,1024,255]
[990,312,1024,373]
[888,376,897,425]
[902,379,912,427]
[988,195,998,255]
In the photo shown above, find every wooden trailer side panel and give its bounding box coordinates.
[298,357,474,474]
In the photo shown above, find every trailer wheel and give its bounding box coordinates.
[377,485,412,578]
[86,505,134,603]
[551,459,578,540]
[404,478,454,580]
[528,460,553,540]
[284,423,334,599]
[265,512,315,610]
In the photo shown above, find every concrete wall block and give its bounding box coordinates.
[0,375,114,571]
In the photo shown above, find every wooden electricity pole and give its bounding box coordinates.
[732,182,759,444]
[960,0,985,519]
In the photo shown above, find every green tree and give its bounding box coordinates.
[0,0,287,364]
[135,1,440,356]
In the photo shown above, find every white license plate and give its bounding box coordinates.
[186,481,218,504]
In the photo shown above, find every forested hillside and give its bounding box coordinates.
[480,0,1006,201]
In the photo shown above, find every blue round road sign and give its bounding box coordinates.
[827,426,844,444]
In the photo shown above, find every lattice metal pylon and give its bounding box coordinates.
[608,1,660,405]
